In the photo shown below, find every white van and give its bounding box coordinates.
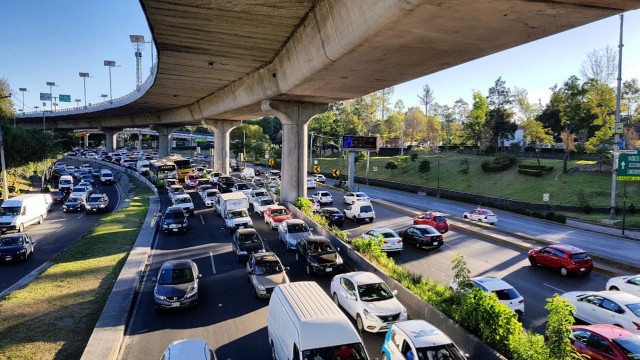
[240,167,255,180]
[344,202,376,224]
[136,160,150,176]
[59,175,74,192]
[268,282,369,360]
[100,169,114,185]
[0,194,50,233]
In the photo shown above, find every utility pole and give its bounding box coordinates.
[610,14,624,220]
[0,127,9,200]
[309,132,314,174]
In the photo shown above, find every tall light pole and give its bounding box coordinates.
[130,35,146,89]
[18,88,27,112]
[0,127,8,200]
[100,94,108,103]
[79,72,90,107]
[610,13,625,220]
[46,81,56,112]
[103,60,118,102]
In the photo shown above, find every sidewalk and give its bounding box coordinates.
[565,218,640,241]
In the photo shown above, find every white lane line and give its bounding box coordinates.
[77,214,84,220]
[200,214,205,225]
[210,251,216,274]
[55,226,66,233]
[544,283,565,293]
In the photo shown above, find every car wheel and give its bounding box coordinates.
[18,224,24,233]
[356,314,364,332]
[382,354,389,360]
[38,216,44,225]
[271,342,277,360]
[528,257,537,267]
[609,286,620,291]
[23,251,29,262]
[306,265,311,275]
[333,293,340,308]
[560,267,568,277]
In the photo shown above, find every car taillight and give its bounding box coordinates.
[383,240,389,244]
[634,322,640,331]
[519,299,524,304]
[397,239,402,243]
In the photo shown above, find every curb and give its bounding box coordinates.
[0,261,53,300]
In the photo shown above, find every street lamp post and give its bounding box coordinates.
[103,60,118,102]
[18,88,27,113]
[46,81,56,112]
[79,72,90,107]
[100,94,108,103]
[75,99,81,109]
[130,35,146,89]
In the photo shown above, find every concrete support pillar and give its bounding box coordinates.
[84,134,89,148]
[201,119,238,175]
[155,126,178,158]
[261,101,327,204]
[101,128,119,153]
[137,129,143,150]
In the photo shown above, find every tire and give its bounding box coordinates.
[271,342,277,360]
[382,354,389,360]
[23,251,29,262]
[333,293,340,307]
[560,267,568,277]
[609,286,620,291]
[38,216,44,225]
[18,223,24,233]
[528,257,537,267]
[356,314,364,332]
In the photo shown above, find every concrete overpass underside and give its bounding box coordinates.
[18,0,640,202]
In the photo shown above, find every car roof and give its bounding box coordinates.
[342,271,383,285]
[236,228,258,235]
[548,244,587,254]
[174,194,191,199]
[412,224,438,231]
[166,206,184,212]
[164,338,213,360]
[471,277,514,291]
[302,235,330,243]
[323,207,341,212]
[594,290,640,304]
[161,260,194,269]
[285,219,305,225]
[368,227,395,234]
[394,320,454,348]
[571,324,638,339]
[252,252,280,263]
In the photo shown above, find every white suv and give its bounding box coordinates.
[311,191,333,205]
[171,193,195,215]
[450,276,524,315]
[344,202,375,224]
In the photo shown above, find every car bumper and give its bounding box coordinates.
[0,224,17,232]
[381,244,403,252]
[154,295,198,309]
[309,264,343,274]
[255,286,275,298]
[567,264,593,274]
[0,252,27,262]
[361,313,407,333]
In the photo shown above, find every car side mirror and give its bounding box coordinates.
[392,290,398,295]
[284,267,290,271]
[197,274,202,278]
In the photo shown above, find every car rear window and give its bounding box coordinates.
[493,288,521,300]
[570,252,590,260]
[360,205,372,212]
[433,215,447,222]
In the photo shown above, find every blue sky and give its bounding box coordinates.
[2,2,639,114]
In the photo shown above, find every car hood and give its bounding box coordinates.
[164,218,186,225]
[86,201,104,207]
[560,291,584,303]
[238,242,264,253]
[0,245,26,254]
[253,273,288,288]
[362,298,403,315]
[272,215,292,222]
[155,283,195,298]
[287,232,311,241]
[309,252,338,264]
[0,215,17,222]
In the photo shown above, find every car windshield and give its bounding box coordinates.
[236,184,249,190]
[254,191,268,197]
[570,252,590,260]
[73,187,87,193]
[176,197,192,204]
[492,288,521,300]
[271,209,288,216]
[613,336,640,359]
[0,206,21,216]
[238,233,261,244]
[307,241,334,255]
[356,193,367,198]
[0,237,22,246]
[433,216,447,222]
[229,210,248,218]
[67,197,82,203]
[158,267,194,285]
[358,282,394,302]
[288,223,309,233]
[483,210,495,215]
[254,262,284,275]
[416,344,466,360]
[165,211,185,220]
[60,179,72,185]
[627,303,640,317]
[360,205,373,212]
[171,187,185,194]
[205,190,218,197]
[302,343,367,360]
[326,209,340,215]
[260,199,275,206]
[88,196,103,202]
[380,231,397,239]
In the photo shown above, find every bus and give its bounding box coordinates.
[163,155,192,181]
[149,160,178,187]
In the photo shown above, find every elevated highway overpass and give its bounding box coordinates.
[16,0,640,202]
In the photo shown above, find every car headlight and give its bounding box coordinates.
[247,220,253,226]
[258,285,265,291]
[336,254,343,265]
[238,251,248,255]
[185,286,198,298]
[154,292,166,300]
[18,249,26,254]
[163,224,169,229]
[400,306,408,319]
[363,309,379,322]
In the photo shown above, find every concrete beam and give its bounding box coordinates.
[261,101,327,203]
[201,119,238,175]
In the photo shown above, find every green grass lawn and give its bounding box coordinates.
[0,176,153,360]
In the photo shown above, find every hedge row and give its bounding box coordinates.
[518,164,554,172]
[518,168,543,177]
[481,155,517,172]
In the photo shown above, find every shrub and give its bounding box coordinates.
[385,161,398,170]
[583,204,592,214]
[553,213,567,224]
[294,197,312,213]
[410,153,419,162]
[481,155,517,172]
[518,169,543,177]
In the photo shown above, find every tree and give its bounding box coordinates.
[418,83,435,116]
[486,77,517,152]
[418,159,431,180]
[545,294,585,360]
[521,119,554,166]
[0,78,14,118]
[580,46,617,85]
[561,131,577,173]
[583,79,616,153]
[422,114,442,149]
[379,113,404,141]
[624,127,638,150]
[622,78,640,123]
[451,253,471,294]
[230,124,269,159]
[463,91,488,149]
[513,88,542,124]
[404,107,427,144]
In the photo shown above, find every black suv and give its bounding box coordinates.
[161,206,188,233]
[232,228,267,262]
[314,207,345,227]
[217,176,236,193]
[295,235,343,275]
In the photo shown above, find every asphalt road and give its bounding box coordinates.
[0,176,120,294]
[119,179,614,359]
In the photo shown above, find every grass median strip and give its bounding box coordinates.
[0,177,153,360]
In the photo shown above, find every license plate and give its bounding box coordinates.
[325,268,333,272]
[5,256,12,261]
[580,268,585,271]
[170,302,180,307]
[1,228,6,231]
[172,229,179,232]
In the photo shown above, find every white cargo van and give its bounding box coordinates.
[59,175,74,192]
[268,282,369,360]
[0,194,50,233]
[240,167,255,180]
[100,169,114,185]
[136,160,150,176]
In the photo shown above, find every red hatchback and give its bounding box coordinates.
[528,244,593,276]
[413,212,449,233]
[570,324,640,360]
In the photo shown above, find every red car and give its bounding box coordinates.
[263,206,293,230]
[528,244,593,276]
[413,211,449,233]
[570,324,640,359]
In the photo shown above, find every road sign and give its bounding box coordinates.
[332,168,340,178]
[313,165,320,173]
[342,135,381,150]
[611,122,624,134]
[59,94,71,102]
[373,166,378,172]
[265,151,269,158]
[40,93,52,101]
[243,155,248,161]
[268,159,275,166]
[617,151,640,181]
[543,193,549,202]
